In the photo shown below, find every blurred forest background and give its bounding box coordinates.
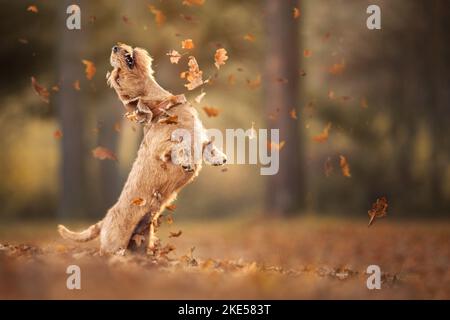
[0,0,449,222]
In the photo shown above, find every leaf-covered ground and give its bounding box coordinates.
[0,217,449,299]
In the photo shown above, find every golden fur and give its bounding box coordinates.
[58,43,226,254]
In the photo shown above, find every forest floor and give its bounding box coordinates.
[0,216,449,299]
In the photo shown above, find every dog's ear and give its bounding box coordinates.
[133,47,154,75]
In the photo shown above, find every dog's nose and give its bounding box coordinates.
[222,158,227,164]
[112,45,119,53]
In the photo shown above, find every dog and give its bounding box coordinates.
[58,43,226,254]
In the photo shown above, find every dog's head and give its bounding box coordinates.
[108,43,154,94]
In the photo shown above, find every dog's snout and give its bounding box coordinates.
[112,45,119,53]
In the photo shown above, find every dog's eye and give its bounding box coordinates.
[124,54,134,69]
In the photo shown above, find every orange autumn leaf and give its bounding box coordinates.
[147,5,166,27]
[328,61,346,75]
[169,230,183,238]
[312,122,332,143]
[130,197,147,207]
[81,59,96,80]
[339,155,351,177]
[51,85,59,92]
[166,215,174,224]
[214,48,228,69]
[53,130,63,140]
[202,106,220,117]
[293,7,301,19]
[73,80,81,91]
[30,76,50,103]
[181,39,195,50]
[181,56,204,90]
[289,108,298,120]
[27,5,38,13]
[243,33,255,42]
[246,75,261,89]
[182,0,205,6]
[166,50,182,64]
[166,204,177,212]
[360,97,369,109]
[92,146,117,161]
[303,49,312,58]
[268,141,286,151]
[368,196,388,227]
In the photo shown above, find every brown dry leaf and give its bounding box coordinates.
[293,7,301,19]
[181,56,204,90]
[289,108,298,120]
[202,106,220,117]
[228,74,236,85]
[299,69,307,77]
[243,33,255,42]
[166,50,182,64]
[81,59,96,80]
[30,76,50,103]
[130,197,146,206]
[51,85,59,92]
[214,48,228,69]
[122,15,131,24]
[324,157,334,177]
[166,215,174,224]
[268,141,286,151]
[147,5,166,27]
[312,122,332,143]
[73,80,81,91]
[181,39,195,50]
[360,97,369,109]
[328,61,346,75]
[339,155,351,178]
[53,130,63,140]
[303,49,312,58]
[368,196,388,227]
[169,230,182,238]
[166,204,176,212]
[158,114,178,125]
[27,5,38,13]
[92,146,117,161]
[131,234,145,247]
[194,91,206,103]
[247,75,261,89]
[182,0,205,6]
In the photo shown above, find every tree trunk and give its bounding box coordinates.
[263,0,304,216]
[56,0,86,219]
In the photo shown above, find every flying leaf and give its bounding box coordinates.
[181,56,204,90]
[293,7,301,19]
[289,108,298,120]
[247,75,261,89]
[53,130,63,140]
[249,121,256,140]
[360,97,369,109]
[182,0,205,6]
[167,50,182,64]
[73,80,81,91]
[166,215,174,224]
[27,5,38,13]
[131,197,147,206]
[339,155,351,177]
[92,146,117,161]
[181,39,195,50]
[202,106,220,117]
[368,196,388,227]
[328,61,346,75]
[166,204,176,212]
[81,59,96,80]
[214,48,228,69]
[30,76,50,103]
[194,91,206,103]
[268,141,286,151]
[169,230,183,238]
[147,5,166,27]
[243,34,255,42]
[312,122,332,143]
[303,49,312,58]
[51,85,59,92]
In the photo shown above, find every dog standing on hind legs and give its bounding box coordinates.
[58,43,226,255]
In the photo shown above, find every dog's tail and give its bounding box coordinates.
[57,220,103,242]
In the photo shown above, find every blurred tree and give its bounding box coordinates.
[56,0,87,219]
[263,0,304,215]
